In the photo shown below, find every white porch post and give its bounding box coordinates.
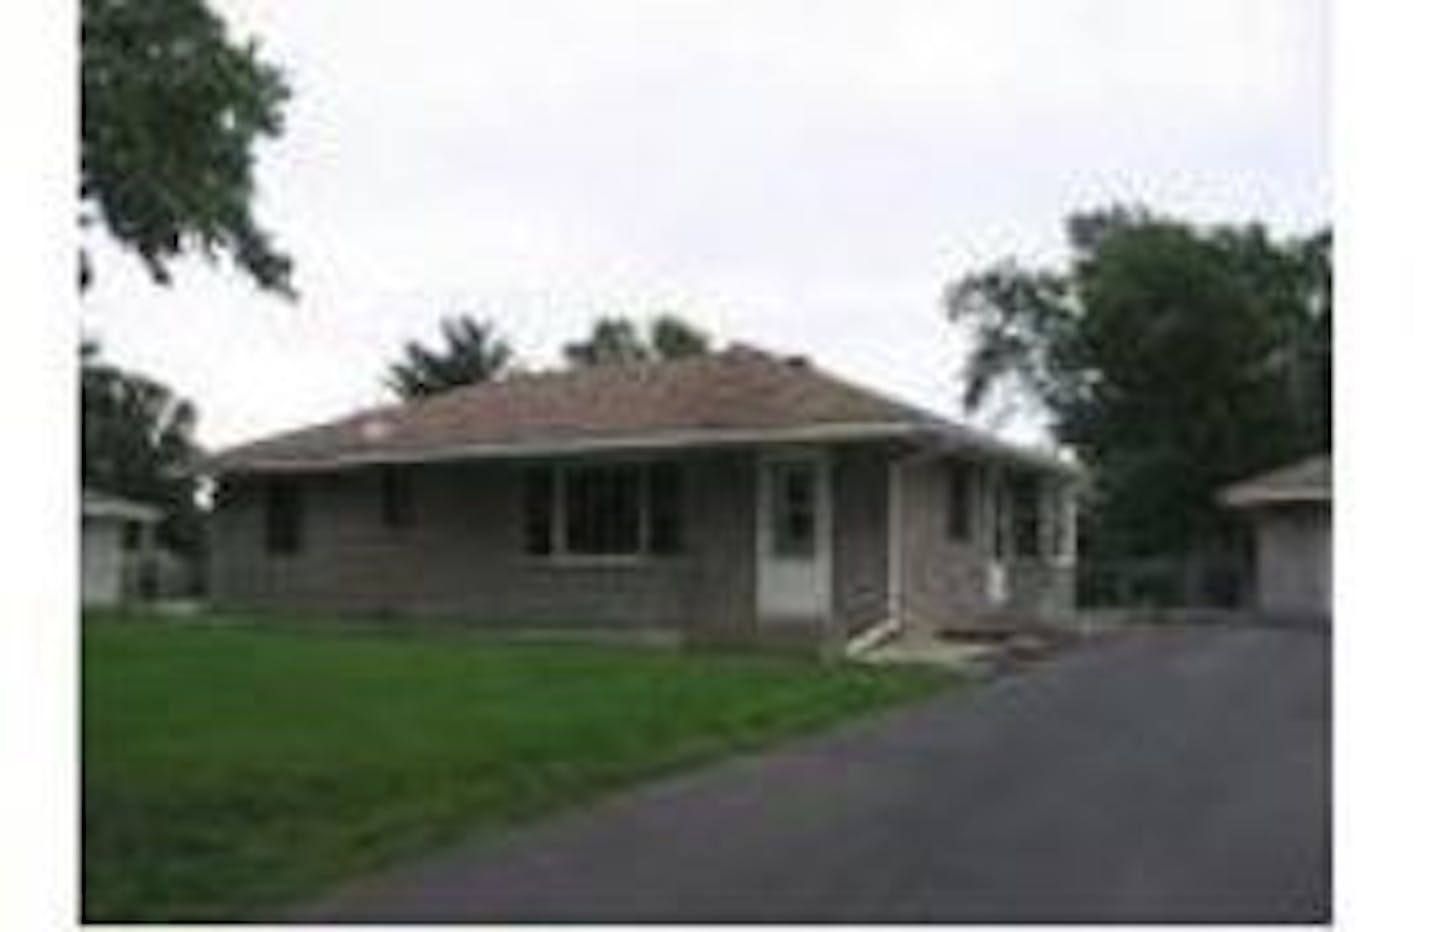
[886,457,904,630]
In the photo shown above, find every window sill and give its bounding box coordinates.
[994,554,1075,568]
[520,553,686,569]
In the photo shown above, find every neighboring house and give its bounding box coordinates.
[206,346,1079,651]
[82,489,161,608]
[1220,454,1332,624]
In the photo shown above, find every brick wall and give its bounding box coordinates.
[831,444,893,638]
[210,452,757,640]
[208,441,1069,646]
[896,456,1076,631]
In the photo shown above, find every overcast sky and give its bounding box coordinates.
[80,0,1329,451]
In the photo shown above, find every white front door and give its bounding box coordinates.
[756,452,831,620]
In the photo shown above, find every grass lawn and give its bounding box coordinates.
[82,615,950,921]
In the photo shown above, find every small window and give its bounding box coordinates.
[991,478,1008,557]
[647,463,684,555]
[947,462,975,541]
[1010,474,1041,558]
[380,466,414,529]
[264,479,303,555]
[564,466,643,555]
[121,521,142,552]
[771,462,817,557]
[523,467,554,556]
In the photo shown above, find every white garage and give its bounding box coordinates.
[1220,455,1332,623]
[82,489,161,608]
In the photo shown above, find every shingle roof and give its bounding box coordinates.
[208,345,1071,474]
[1219,454,1331,508]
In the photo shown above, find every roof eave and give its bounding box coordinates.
[1219,487,1332,509]
[205,421,936,475]
[920,427,1081,476]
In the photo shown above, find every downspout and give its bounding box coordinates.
[887,456,904,630]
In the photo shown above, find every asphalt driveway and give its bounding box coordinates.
[287,625,1331,923]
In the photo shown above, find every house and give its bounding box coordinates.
[82,489,161,608]
[206,346,1079,651]
[1219,454,1331,624]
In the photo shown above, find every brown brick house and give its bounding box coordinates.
[206,345,1078,651]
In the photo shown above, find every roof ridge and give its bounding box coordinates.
[389,342,762,409]
[214,345,801,457]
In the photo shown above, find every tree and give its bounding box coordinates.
[944,206,1331,557]
[563,314,712,368]
[81,340,205,556]
[81,0,294,295]
[650,314,712,360]
[563,317,650,368]
[386,315,515,400]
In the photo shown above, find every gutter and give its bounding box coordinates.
[924,427,1083,477]
[1219,488,1332,509]
[204,422,935,475]
[887,457,903,631]
[206,421,1079,478]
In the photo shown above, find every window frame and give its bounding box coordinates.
[769,459,818,559]
[522,466,556,557]
[1047,482,1076,564]
[263,478,304,556]
[523,460,685,562]
[561,464,646,557]
[644,462,685,556]
[1009,473,1043,559]
[990,470,1010,558]
[379,465,415,531]
[946,460,977,543]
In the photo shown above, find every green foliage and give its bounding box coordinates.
[945,206,1331,556]
[81,340,204,555]
[651,313,713,359]
[81,0,293,295]
[564,314,713,368]
[385,315,515,401]
[563,316,651,367]
[82,620,946,920]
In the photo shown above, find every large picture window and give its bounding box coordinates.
[523,462,684,558]
[564,466,643,555]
